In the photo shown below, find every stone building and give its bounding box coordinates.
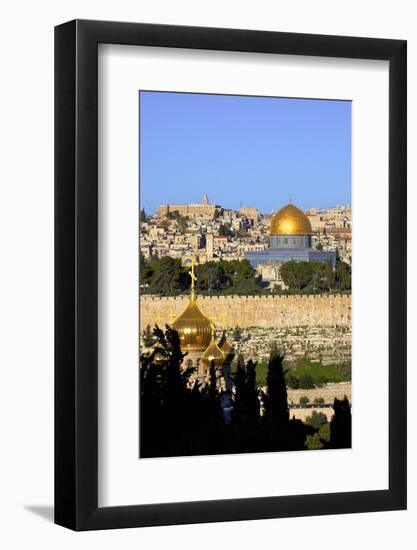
[239,206,258,222]
[157,194,220,219]
[206,233,214,261]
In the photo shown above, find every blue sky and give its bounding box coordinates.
[139,91,351,214]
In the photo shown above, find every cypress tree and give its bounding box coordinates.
[232,356,259,423]
[263,346,289,427]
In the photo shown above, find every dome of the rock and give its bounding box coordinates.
[270,203,312,236]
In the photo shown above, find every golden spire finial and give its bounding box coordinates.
[188,258,197,301]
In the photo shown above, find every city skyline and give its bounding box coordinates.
[139,91,351,214]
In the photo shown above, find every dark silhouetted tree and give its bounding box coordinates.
[232,356,259,424]
[142,324,155,347]
[140,325,193,457]
[329,396,352,449]
[232,326,242,341]
[263,346,289,427]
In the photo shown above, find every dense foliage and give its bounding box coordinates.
[280,258,351,292]
[139,255,351,296]
[140,256,264,296]
[232,357,349,389]
[140,326,352,457]
[285,358,348,388]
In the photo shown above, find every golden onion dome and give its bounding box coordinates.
[201,334,225,369]
[172,298,212,352]
[270,203,312,236]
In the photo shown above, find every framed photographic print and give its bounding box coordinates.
[55,20,407,530]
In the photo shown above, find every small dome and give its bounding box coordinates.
[172,299,212,352]
[270,203,312,236]
[201,335,225,369]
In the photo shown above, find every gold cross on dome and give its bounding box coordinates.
[188,258,197,288]
[188,258,198,299]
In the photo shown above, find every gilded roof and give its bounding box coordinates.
[201,334,225,368]
[270,203,312,236]
[172,299,212,352]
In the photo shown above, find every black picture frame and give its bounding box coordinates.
[55,19,407,531]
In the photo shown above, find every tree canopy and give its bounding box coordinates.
[280,258,351,293]
[140,254,351,296]
[139,326,349,458]
[140,257,264,296]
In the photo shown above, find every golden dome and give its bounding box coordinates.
[201,334,225,369]
[270,203,312,236]
[172,299,212,352]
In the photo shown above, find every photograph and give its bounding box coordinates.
[0,1,409,541]
[139,91,352,459]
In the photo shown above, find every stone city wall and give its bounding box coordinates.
[140,294,351,330]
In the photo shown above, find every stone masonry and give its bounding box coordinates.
[140,294,351,330]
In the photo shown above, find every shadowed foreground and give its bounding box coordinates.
[140,326,351,458]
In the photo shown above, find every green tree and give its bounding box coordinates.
[315,375,328,387]
[335,259,351,291]
[140,253,154,288]
[218,223,233,237]
[232,326,242,341]
[176,215,188,234]
[149,256,185,295]
[141,257,265,297]
[196,262,230,293]
[286,373,299,389]
[318,422,330,442]
[280,262,314,291]
[314,397,325,405]
[305,432,324,450]
[298,373,315,389]
[305,410,327,429]
[299,395,310,405]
